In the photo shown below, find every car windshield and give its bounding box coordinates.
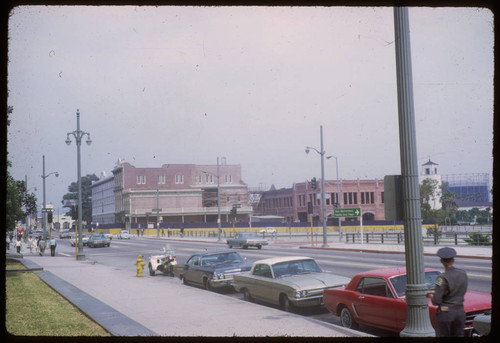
[238,233,258,238]
[389,271,441,298]
[272,259,322,278]
[201,252,244,266]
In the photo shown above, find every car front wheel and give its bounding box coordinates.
[280,294,295,312]
[242,288,253,302]
[203,277,214,291]
[340,306,358,329]
[149,264,155,276]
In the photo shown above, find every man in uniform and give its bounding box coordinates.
[427,247,468,337]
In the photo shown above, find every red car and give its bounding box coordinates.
[323,267,491,336]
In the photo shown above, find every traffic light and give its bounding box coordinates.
[311,177,317,190]
[230,207,237,216]
[48,211,53,223]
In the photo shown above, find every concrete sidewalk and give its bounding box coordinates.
[7,237,491,337]
[9,251,369,337]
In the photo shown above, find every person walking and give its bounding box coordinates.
[28,235,34,254]
[15,237,22,253]
[49,238,57,256]
[427,247,468,337]
[38,236,46,256]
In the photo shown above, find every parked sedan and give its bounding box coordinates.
[227,232,268,249]
[323,267,491,336]
[117,230,131,239]
[174,250,252,290]
[87,234,111,248]
[233,256,350,312]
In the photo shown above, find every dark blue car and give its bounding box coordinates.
[174,250,252,290]
[87,234,111,248]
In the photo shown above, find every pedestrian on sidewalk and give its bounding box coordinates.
[38,236,46,256]
[15,237,22,253]
[49,238,57,256]
[427,247,468,337]
[28,235,34,254]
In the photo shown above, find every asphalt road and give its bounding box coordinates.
[54,236,492,337]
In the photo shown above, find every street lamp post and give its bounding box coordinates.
[41,155,58,239]
[394,8,434,337]
[65,109,92,261]
[306,125,328,247]
[326,155,342,242]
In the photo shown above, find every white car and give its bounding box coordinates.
[70,234,90,246]
[258,227,277,235]
[117,230,131,239]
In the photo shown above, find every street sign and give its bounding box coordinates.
[333,208,361,218]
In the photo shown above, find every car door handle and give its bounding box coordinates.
[358,296,365,300]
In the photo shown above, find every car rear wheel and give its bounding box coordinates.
[257,245,262,249]
[340,306,358,329]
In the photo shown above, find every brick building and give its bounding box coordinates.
[255,178,385,223]
[91,159,251,227]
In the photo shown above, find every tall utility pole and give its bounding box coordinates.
[66,109,92,261]
[394,7,435,337]
[305,125,328,247]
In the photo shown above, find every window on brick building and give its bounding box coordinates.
[137,175,146,184]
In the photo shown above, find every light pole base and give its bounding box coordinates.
[76,252,85,260]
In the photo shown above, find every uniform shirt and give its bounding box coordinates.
[431,266,468,309]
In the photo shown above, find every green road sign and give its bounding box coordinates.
[333,208,361,218]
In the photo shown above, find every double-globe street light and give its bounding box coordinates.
[305,125,328,247]
[65,109,92,261]
[41,155,58,239]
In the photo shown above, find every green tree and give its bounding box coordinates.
[5,106,38,232]
[420,178,438,221]
[61,174,98,224]
[440,181,458,212]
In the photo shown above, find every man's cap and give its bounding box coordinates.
[437,247,457,259]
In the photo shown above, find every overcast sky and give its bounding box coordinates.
[7,6,494,214]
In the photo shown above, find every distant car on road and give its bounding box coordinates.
[233,256,350,312]
[70,234,90,246]
[117,230,131,239]
[258,227,277,235]
[323,267,491,336]
[87,234,111,248]
[174,250,252,290]
[227,232,268,249]
[59,230,72,239]
[101,231,113,240]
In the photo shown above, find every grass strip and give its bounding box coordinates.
[6,269,111,336]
